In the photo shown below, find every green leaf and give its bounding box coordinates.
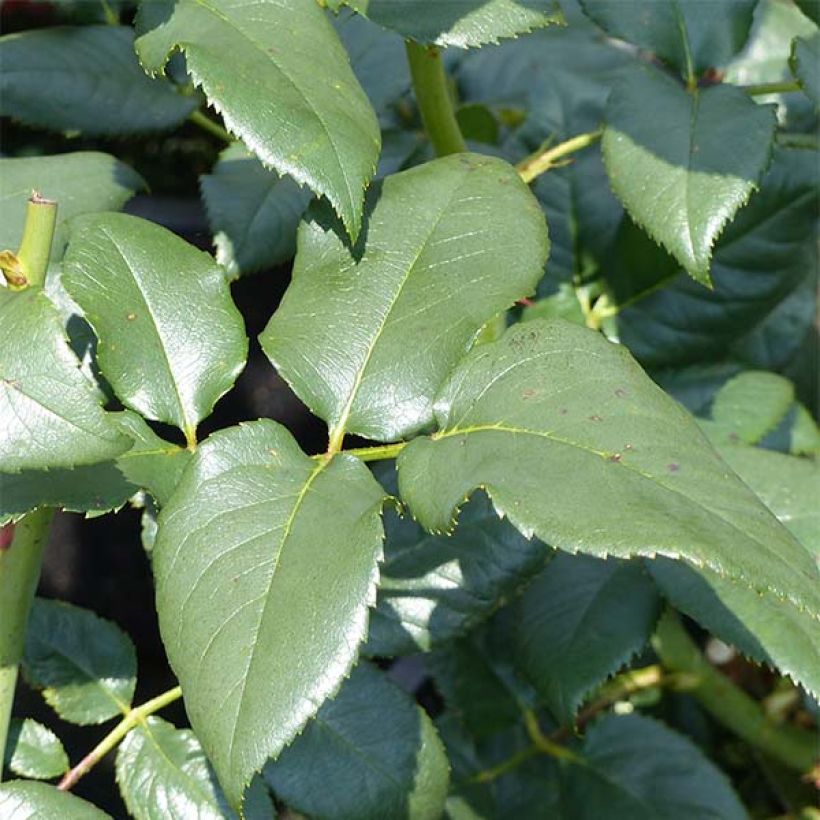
[0,412,190,525]
[602,66,777,284]
[342,1,563,48]
[563,713,747,819]
[708,371,795,445]
[153,420,386,807]
[0,152,143,264]
[200,143,311,278]
[579,0,757,82]
[265,662,448,820]
[62,213,248,442]
[261,154,548,443]
[4,719,69,780]
[615,148,818,368]
[0,289,131,473]
[791,31,820,105]
[23,598,137,724]
[515,554,661,725]
[397,320,820,644]
[795,0,820,25]
[0,780,111,819]
[116,717,274,820]
[0,26,195,135]
[135,0,380,240]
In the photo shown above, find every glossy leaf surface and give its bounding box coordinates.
[63,213,248,441]
[136,0,380,239]
[3,719,68,780]
[261,153,548,443]
[0,781,111,819]
[153,420,386,806]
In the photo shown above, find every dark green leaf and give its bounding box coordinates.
[0,780,111,819]
[153,420,386,807]
[0,289,131,473]
[135,0,380,240]
[602,66,777,284]
[0,412,190,525]
[261,154,548,443]
[579,0,757,82]
[515,554,661,725]
[116,717,274,820]
[265,662,448,820]
[563,714,747,819]
[791,31,820,105]
[0,152,143,266]
[397,319,820,681]
[200,143,311,278]
[62,213,248,442]
[343,0,562,47]
[4,719,68,780]
[795,0,820,25]
[23,598,137,724]
[0,26,195,135]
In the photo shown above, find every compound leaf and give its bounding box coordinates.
[261,154,548,443]
[153,420,386,807]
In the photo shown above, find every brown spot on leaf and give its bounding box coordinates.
[614,388,627,398]
[667,462,680,473]
[608,453,622,463]
[589,415,603,422]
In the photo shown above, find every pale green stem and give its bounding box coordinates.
[406,41,466,156]
[516,130,603,185]
[58,686,183,791]
[314,441,408,463]
[188,110,233,143]
[653,611,818,774]
[15,195,57,289]
[0,510,55,779]
[743,80,802,96]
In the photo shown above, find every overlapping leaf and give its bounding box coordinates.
[602,66,777,284]
[0,26,195,135]
[0,781,111,819]
[265,662,448,820]
[261,153,548,443]
[62,213,248,442]
[397,319,820,694]
[0,288,130,473]
[791,31,820,105]
[153,420,386,807]
[3,719,68,780]
[135,0,380,239]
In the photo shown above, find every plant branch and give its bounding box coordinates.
[652,610,818,774]
[743,80,802,96]
[188,110,233,143]
[58,686,183,792]
[467,745,540,784]
[406,41,466,156]
[523,709,581,763]
[516,130,603,184]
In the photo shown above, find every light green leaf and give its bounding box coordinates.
[602,66,777,284]
[265,662,448,820]
[791,31,820,105]
[708,371,795,445]
[62,213,248,442]
[579,0,757,82]
[200,143,311,278]
[0,289,131,473]
[0,412,190,525]
[0,26,195,135]
[515,554,661,725]
[4,719,69,780]
[397,320,820,662]
[135,0,380,240]
[23,598,137,725]
[261,154,548,443]
[153,420,386,807]
[563,714,747,819]
[343,1,563,48]
[116,717,274,820]
[0,780,111,819]
[0,152,143,265]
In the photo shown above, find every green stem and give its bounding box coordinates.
[406,41,466,156]
[0,510,55,779]
[15,195,57,289]
[743,80,802,96]
[652,611,818,773]
[468,745,540,784]
[188,110,233,143]
[516,130,603,185]
[523,709,582,763]
[58,686,183,791]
